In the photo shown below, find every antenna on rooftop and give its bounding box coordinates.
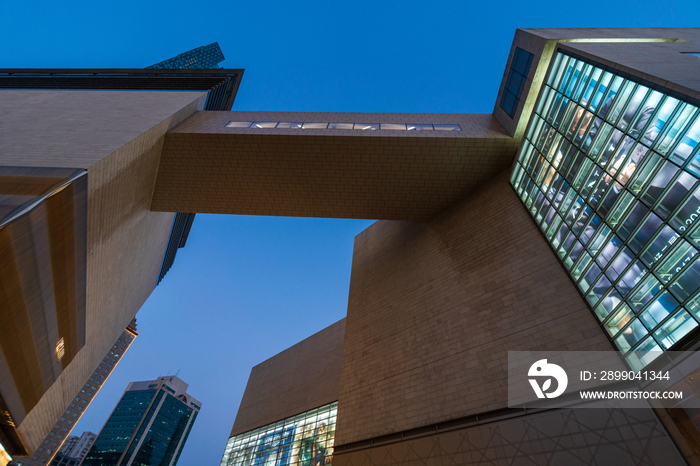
[175,369,180,377]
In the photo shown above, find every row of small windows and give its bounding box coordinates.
[511,51,700,369]
[225,121,462,131]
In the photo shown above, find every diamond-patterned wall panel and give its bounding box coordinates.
[334,407,684,466]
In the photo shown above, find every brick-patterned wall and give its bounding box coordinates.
[333,406,685,466]
[153,111,520,220]
[336,170,614,445]
[1,89,206,452]
[231,319,345,437]
[0,90,207,168]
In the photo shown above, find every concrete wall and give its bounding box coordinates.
[336,170,614,446]
[0,89,206,452]
[231,319,345,436]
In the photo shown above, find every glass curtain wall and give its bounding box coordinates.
[511,51,700,369]
[220,402,337,466]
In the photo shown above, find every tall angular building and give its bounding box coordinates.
[0,44,238,464]
[3,27,700,466]
[81,376,200,466]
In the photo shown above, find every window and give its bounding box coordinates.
[500,47,534,118]
[322,122,350,129]
[220,402,338,466]
[511,51,700,367]
[354,123,379,130]
[55,337,65,362]
[226,121,462,131]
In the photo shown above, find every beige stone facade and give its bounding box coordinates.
[0,89,205,453]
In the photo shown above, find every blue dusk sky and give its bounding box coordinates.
[2,1,698,465]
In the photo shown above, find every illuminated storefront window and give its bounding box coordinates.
[511,51,700,368]
[220,402,337,466]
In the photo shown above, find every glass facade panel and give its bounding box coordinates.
[511,51,700,362]
[433,124,462,131]
[220,402,337,466]
[380,123,407,130]
[499,48,534,118]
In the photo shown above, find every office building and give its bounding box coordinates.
[81,376,200,466]
[47,431,96,466]
[147,42,225,71]
[2,28,700,465]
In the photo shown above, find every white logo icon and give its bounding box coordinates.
[528,359,568,399]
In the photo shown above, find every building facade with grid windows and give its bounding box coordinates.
[81,376,200,466]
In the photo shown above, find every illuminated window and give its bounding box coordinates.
[225,121,462,131]
[220,402,337,466]
[380,123,407,130]
[511,51,700,368]
[55,337,65,362]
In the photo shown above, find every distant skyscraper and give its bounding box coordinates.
[48,431,95,466]
[82,376,200,466]
[147,42,225,70]
[149,42,227,285]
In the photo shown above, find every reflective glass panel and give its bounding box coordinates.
[220,402,337,466]
[328,123,353,129]
[434,124,462,131]
[380,123,407,130]
[511,51,700,361]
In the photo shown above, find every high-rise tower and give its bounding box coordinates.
[82,376,200,466]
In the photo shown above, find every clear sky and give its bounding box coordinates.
[2,1,698,465]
